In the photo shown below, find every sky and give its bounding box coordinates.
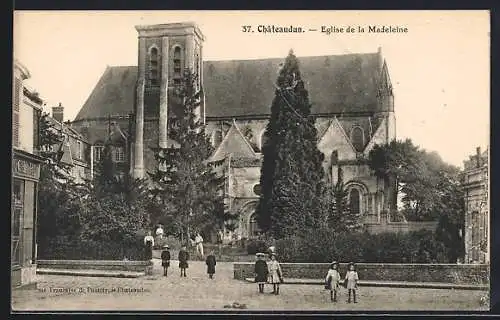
[13,10,490,168]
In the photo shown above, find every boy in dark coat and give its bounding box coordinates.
[254,253,269,293]
[178,246,189,277]
[161,245,171,277]
[205,250,217,279]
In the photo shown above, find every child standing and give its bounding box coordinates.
[268,253,283,295]
[161,245,171,277]
[205,250,217,279]
[325,261,341,302]
[345,262,359,303]
[254,253,269,293]
[178,245,189,277]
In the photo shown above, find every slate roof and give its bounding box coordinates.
[74,51,384,121]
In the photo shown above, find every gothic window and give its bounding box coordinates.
[173,46,182,85]
[351,126,365,151]
[149,47,159,86]
[212,130,223,147]
[349,188,361,215]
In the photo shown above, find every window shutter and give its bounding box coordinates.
[13,78,21,112]
[13,112,19,147]
[12,77,21,148]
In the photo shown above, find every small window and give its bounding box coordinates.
[114,146,126,163]
[351,126,365,151]
[77,141,82,160]
[253,184,261,196]
[94,145,104,162]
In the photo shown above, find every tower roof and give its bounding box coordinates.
[74,51,385,122]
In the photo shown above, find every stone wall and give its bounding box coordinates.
[233,263,489,285]
[38,260,153,273]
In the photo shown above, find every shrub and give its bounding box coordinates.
[273,229,450,263]
[38,237,146,261]
[159,236,182,250]
[246,239,269,255]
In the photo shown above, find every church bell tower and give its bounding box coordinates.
[132,22,205,178]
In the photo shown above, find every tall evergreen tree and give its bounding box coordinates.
[257,50,327,239]
[149,69,225,243]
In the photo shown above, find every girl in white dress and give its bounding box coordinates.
[267,254,283,295]
[344,262,359,303]
[325,261,341,302]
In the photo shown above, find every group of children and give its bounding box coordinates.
[254,252,284,295]
[325,261,360,303]
[160,245,217,279]
[159,244,359,303]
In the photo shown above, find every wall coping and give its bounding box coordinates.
[38,260,152,266]
[234,262,489,267]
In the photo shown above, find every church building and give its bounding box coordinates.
[71,22,399,239]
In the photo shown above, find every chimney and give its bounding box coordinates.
[377,46,384,72]
[52,103,64,123]
[476,146,482,168]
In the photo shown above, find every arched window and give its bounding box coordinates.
[212,130,223,147]
[249,213,261,237]
[149,47,159,86]
[349,188,361,215]
[351,126,365,151]
[173,46,182,86]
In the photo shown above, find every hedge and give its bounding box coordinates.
[38,237,146,261]
[274,229,450,263]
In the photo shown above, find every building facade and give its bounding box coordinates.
[12,59,45,288]
[463,147,489,264]
[71,22,406,239]
[44,104,92,183]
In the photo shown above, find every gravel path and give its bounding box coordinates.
[12,259,488,311]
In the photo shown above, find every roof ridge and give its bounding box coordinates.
[204,51,379,64]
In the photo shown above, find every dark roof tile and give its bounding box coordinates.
[74,52,383,121]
